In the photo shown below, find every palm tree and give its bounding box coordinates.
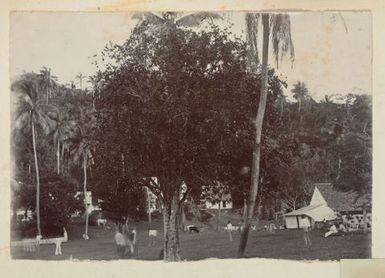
[53,119,81,175]
[291,81,309,113]
[75,73,86,90]
[39,67,58,104]
[132,12,222,33]
[238,13,295,257]
[70,136,93,240]
[12,74,57,236]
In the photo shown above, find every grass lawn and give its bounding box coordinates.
[11,221,370,261]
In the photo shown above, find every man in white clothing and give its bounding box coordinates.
[301,215,312,246]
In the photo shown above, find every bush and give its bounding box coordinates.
[88,210,102,226]
[39,174,82,235]
[199,210,213,223]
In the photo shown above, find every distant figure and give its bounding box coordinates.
[250,224,257,231]
[54,228,68,256]
[226,221,233,241]
[300,215,312,246]
[123,225,135,256]
[339,222,347,233]
[149,228,158,246]
[268,223,277,233]
[325,223,338,238]
[131,227,137,245]
[97,218,107,229]
[114,224,127,258]
[238,219,245,233]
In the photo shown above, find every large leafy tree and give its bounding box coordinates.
[12,73,57,236]
[93,24,273,261]
[238,13,295,257]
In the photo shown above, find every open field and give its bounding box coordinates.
[11,220,370,261]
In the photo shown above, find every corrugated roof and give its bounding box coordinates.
[314,183,370,212]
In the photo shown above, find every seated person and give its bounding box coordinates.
[324,223,338,238]
[339,222,347,233]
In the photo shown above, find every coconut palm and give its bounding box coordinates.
[53,119,81,175]
[238,13,295,257]
[70,135,93,240]
[75,73,86,90]
[132,12,222,33]
[12,74,57,236]
[39,67,58,104]
[291,81,309,113]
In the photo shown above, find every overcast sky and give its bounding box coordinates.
[10,11,371,100]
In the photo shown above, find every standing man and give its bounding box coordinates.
[114,224,126,258]
[226,221,233,241]
[301,215,312,247]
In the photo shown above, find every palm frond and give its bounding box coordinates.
[13,112,31,132]
[11,78,38,105]
[245,13,260,71]
[132,12,165,26]
[35,108,57,135]
[176,12,222,27]
[270,14,295,68]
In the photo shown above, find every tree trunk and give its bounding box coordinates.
[180,203,186,231]
[83,154,89,240]
[31,117,42,236]
[243,198,247,220]
[148,194,152,228]
[216,205,221,231]
[56,137,60,175]
[280,96,284,119]
[92,90,95,110]
[238,13,270,258]
[363,205,368,233]
[216,195,223,231]
[162,190,181,261]
[61,143,65,175]
[298,98,301,113]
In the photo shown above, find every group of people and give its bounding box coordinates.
[114,222,137,258]
[300,215,356,247]
[324,220,350,237]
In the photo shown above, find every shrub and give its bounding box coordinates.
[39,174,82,235]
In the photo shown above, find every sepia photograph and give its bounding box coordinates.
[9,11,372,262]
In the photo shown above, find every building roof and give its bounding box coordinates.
[313,183,370,212]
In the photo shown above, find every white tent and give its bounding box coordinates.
[283,186,337,229]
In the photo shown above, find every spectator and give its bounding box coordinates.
[114,224,126,258]
[339,222,347,233]
[226,221,233,241]
[324,222,338,238]
[300,215,312,246]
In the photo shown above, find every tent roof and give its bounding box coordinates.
[310,186,327,206]
[284,204,337,221]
